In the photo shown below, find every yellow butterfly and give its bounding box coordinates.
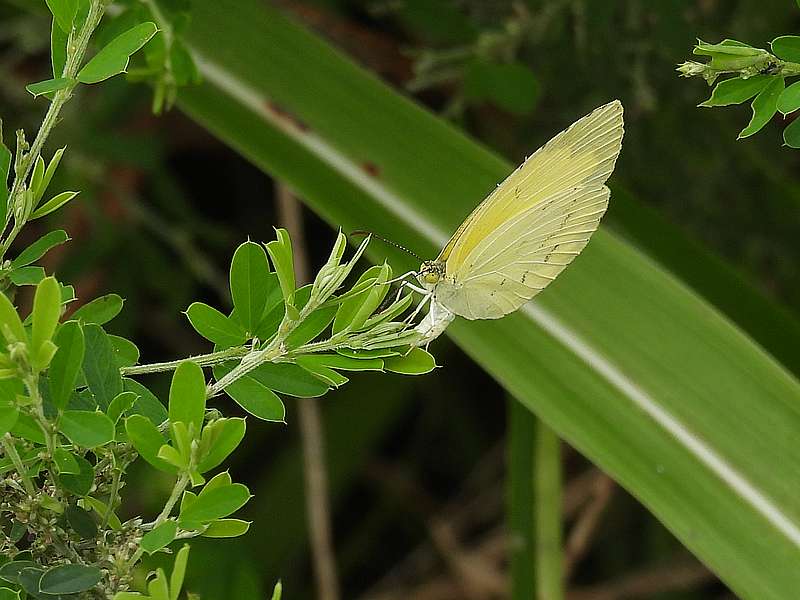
[411,100,624,345]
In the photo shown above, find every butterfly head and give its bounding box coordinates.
[418,260,445,289]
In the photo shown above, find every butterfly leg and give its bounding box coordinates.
[404,289,432,324]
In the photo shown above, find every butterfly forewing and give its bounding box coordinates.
[439,100,624,275]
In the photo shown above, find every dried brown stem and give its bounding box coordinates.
[277,183,340,600]
[564,473,614,577]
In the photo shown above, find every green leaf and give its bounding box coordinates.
[0,588,20,600]
[39,563,102,594]
[699,75,771,107]
[53,447,80,474]
[11,413,45,444]
[333,265,390,333]
[70,294,123,325]
[60,410,114,448]
[140,520,177,554]
[11,230,69,268]
[39,147,66,205]
[229,241,271,333]
[30,190,79,219]
[300,353,384,372]
[177,5,800,597]
[109,334,139,368]
[0,291,25,345]
[186,302,247,347]
[125,415,177,473]
[51,18,67,78]
[771,35,800,62]
[295,356,348,387]
[0,561,36,585]
[0,399,18,437]
[178,482,251,524]
[9,266,45,286]
[169,361,207,437]
[49,321,85,410]
[26,77,71,98]
[30,157,44,199]
[202,518,251,538]
[264,229,295,305]
[169,545,190,600]
[246,361,329,397]
[197,417,246,473]
[739,77,784,138]
[45,0,78,33]
[463,60,539,115]
[270,581,282,600]
[82,324,122,409]
[148,569,169,600]
[107,391,137,425]
[65,504,97,538]
[78,22,158,84]
[383,348,437,375]
[216,366,285,422]
[31,277,61,371]
[83,496,121,531]
[58,453,94,495]
[17,568,43,596]
[123,378,168,425]
[777,80,800,115]
[783,114,800,148]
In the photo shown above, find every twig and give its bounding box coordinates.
[563,473,614,577]
[276,183,340,600]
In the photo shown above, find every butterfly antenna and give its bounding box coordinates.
[350,230,423,261]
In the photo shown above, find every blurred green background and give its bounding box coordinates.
[2,1,800,598]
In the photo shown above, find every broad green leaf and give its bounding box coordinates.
[186,302,247,347]
[107,391,137,424]
[463,60,539,115]
[82,496,122,531]
[123,378,168,425]
[783,115,800,148]
[11,229,69,268]
[178,482,251,524]
[0,588,20,600]
[308,353,384,372]
[70,294,123,325]
[169,361,206,436]
[30,157,45,202]
[213,364,285,422]
[247,362,329,397]
[78,22,158,84]
[39,564,101,594]
[9,266,45,286]
[0,561,36,585]
[0,291,25,345]
[82,324,122,409]
[271,582,282,600]
[31,277,61,371]
[109,334,139,368]
[51,17,67,78]
[30,190,79,219]
[177,4,800,597]
[53,447,80,474]
[140,520,177,554]
[383,348,437,375]
[26,77,71,98]
[229,241,271,333]
[739,77,784,138]
[147,569,169,600]
[197,417,246,473]
[779,80,800,115]
[45,0,78,33]
[771,35,800,62]
[125,414,176,473]
[39,147,66,204]
[333,265,388,333]
[0,399,18,437]
[58,453,94,496]
[65,504,97,538]
[295,356,348,387]
[49,320,84,410]
[202,518,251,538]
[700,75,771,107]
[60,410,114,447]
[11,413,45,444]
[169,545,190,600]
[17,568,43,596]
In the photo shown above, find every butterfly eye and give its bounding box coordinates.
[424,272,440,284]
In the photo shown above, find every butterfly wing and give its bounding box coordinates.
[438,100,624,271]
[436,185,610,319]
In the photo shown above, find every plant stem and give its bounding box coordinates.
[0,0,106,259]
[120,346,248,375]
[1,434,34,495]
[534,419,563,600]
[101,454,122,529]
[155,472,189,525]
